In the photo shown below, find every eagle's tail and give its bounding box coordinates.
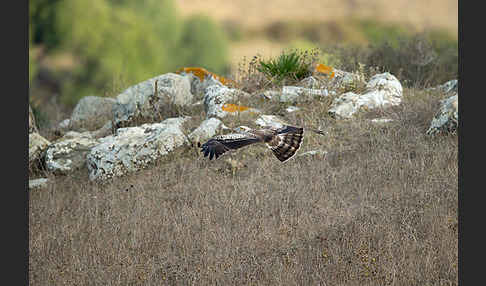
[269,126,304,162]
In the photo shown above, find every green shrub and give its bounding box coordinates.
[177,14,230,74]
[356,19,412,47]
[30,0,63,49]
[29,0,230,107]
[53,0,182,105]
[256,49,319,84]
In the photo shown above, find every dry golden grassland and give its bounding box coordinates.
[176,0,458,70]
[176,0,458,34]
[30,82,458,284]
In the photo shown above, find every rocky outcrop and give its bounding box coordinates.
[113,73,193,128]
[279,86,329,103]
[29,178,49,190]
[182,72,222,97]
[428,79,458,94]
[298,150,328,157]
[327,68,364,93]
[328,72,403,118]
[28,66,458,183]
[203,83,251,119]
[69,96,117,131]
[426,94,458,135]
[44,132,100,175]
[188,117,225,144]
[285,106,300,113]
[327,92,362,119]
[255,115,289,129]
[29,132,50,170]
[87,117,189,181]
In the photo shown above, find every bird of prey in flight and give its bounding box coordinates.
[200,125,304,162]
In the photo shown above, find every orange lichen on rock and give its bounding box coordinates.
[314,63,335,78]
[221,103,250,113]
[176,67,238,87]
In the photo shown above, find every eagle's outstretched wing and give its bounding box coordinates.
[267,125,304,162]
[200,125,304,162]
[200,133,261,160]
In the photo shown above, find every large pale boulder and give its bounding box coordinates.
[70,96,117,131]
[299,76,320,89]
[279,86,329,103]
[87,117,189,181]
[182,72,222,97]
[328,72,403,119]
[203,84,251,119]
[365,72,403,98]
[327,92,362,119]
[255,115,289,129]
[29,132,50,170]
[113,73,193,128]
[426,94,458,135]
[44,132,100,174]
[188,117,224,144]
[327,68,364,93]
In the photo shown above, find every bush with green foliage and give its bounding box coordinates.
[177,14,230,74]
[256,49,319,84]
[29,0,230,107]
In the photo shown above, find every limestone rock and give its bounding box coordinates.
[299,76,320,88]
[298,150,328,157]
[90,121,114,139]
[370,118,394,124]
[428,79,458,94]
[261,90,280,100]
[328,68,364,92]
[188,117,224,144]
[70,96,116,131]
[203,84,251,119]
[328,72,403,119]
[364,72,403,98]
[183,72,222,97]
[286,106,300,113]
[29,132,50,169]
[113,73,193,128]
[44,132,100,174]
[279,86,328,103]
[426,95,458,135]
[29,178,49,190]
[255,115,289,129]
[327,92,361,119]
[58,119,71,131]
[87,117,189,181]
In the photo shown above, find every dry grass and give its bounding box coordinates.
[177,0,458,73]
[176,0,458,36]
[29,86,457,285]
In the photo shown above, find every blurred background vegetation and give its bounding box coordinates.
[29,0,457,126]
[29,0,230,108]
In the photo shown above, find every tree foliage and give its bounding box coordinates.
[29,0,230,106]
[178,14,230,74]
